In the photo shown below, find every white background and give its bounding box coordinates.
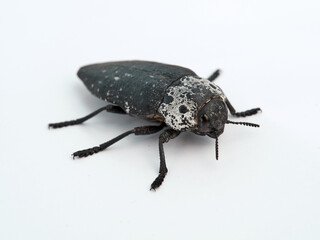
[1,0,320,239]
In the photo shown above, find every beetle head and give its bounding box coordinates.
[196,97,228,138]
[195,96,260,160]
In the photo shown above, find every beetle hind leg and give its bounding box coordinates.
[48,105,126,129]
[225,98,261,117]
[150,129,180,190]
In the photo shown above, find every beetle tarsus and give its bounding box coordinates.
[73,146,101,159]
[49,120,80,129]
[234,108,261,117]
[150,173,167,190]
[225,98,261,118]
[208,69,221,82]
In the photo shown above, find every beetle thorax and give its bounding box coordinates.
[158,76,226,131]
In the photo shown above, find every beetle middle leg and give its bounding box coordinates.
[48,105,126,129]
[72,124,166,158]
[225,98,261,117]
[150,129,180,191]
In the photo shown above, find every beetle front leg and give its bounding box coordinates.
[225,98,261,117]
[48,105,126,129]
[150,129,180,191]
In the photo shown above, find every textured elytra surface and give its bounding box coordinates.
[158,76,226,131]
[77,61,197,119]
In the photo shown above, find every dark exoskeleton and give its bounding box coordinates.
[49,61,261,190]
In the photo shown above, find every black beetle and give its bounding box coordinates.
[49,60,261,190]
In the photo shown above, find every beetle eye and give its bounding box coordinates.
[200,114,209,122]
[179,105,189,113]
[199,114,210,132]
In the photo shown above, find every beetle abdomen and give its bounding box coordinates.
[77,61,197,119]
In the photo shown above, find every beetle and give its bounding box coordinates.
[49,60,261,190]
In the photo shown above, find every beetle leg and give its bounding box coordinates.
[208,69,221,82]
[48,105,126,129]
[150,129,180,191]
[72,124,166,159]
[225,98,261,117]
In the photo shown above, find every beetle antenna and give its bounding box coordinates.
[215,137,219,160]
[226,120,259,128]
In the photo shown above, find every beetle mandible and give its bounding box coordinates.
[49,60,261,190]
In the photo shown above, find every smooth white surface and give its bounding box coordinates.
[1,0,320,239]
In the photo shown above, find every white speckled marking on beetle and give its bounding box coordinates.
[158,76,226,131]
[180,76,226,100]
[124,101,130,113]
[114,76,120,81]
